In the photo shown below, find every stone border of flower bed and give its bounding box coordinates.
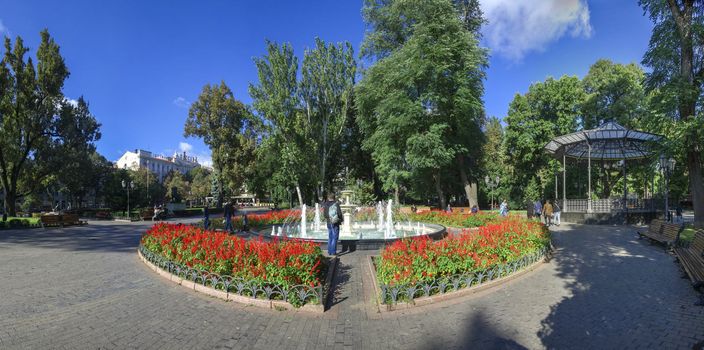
[137,247,338,313]
[368,243,553,312]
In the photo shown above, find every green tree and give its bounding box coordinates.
[50,99,103,207]
[249,41,313,206]
[0,31,101,216]
[480,116,509,207]
[188,167,212,202]
[164,171,188,203]
[640,0,704,227]
[357,0,487,208]
[503,76,585,202]
[582,59,648,129]
[300,38,356,198]
[184,82,254,208]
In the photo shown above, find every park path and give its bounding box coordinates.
[0,220,703,349]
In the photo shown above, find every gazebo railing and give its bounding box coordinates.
[557,198,662,213]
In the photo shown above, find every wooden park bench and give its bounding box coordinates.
[62,213,87,226]
[40,215,62,228]
[673,229,704,305]
[141,208,154,221]
[637,219,682,247]
[40,214,87,228]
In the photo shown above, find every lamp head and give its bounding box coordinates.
[121,180,126,188]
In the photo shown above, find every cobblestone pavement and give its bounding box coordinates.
[1,221,703,349]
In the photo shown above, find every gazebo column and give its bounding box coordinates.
[623,159,628,214]
[562,154,566,209]
[588,143,592,213]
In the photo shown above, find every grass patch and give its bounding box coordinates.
[680,225,696,244]
[4,217,40,225]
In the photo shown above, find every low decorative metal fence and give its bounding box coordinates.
[139,245,324,307]
[558,198,662,213]
[377,246,551,305]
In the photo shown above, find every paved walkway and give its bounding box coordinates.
[1,221,703,349]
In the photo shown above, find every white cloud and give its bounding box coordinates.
[0,20,7,35]
[173,96,190,108]
[65,97,78,107]
[480,0,592,61]
[178,142,193,153]
[197,153,213,168]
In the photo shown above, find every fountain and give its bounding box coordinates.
[314,203,321,232]
[253,190,445,250]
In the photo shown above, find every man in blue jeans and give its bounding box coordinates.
[323,193,342,256]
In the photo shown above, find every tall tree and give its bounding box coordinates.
[582,59,648,129]
[187,167,212,202]
[640,0,704,227]
[503,76,584,202]
[300,38,356,198]
[184,82,254,208]
[249,41,312,206]
[357,0,487,207]
[0,31,101,216]
[480,116,509,207]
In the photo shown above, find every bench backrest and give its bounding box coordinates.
[691,230,704,256]
[648,219,664,235]
[661,223,682,241]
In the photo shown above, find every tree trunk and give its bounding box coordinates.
[394,186,399,204]
[457,156,478,207]
[434,173,446,210]
[668,0,704,227]
[688,149,704,228]
[295,185,304,207]
[6,190,16,217]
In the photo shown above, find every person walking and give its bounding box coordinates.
[499,199,509,217]
[543,200,554,226]
[223,201,234,232]
[323,193,343,256]
[203,204,210,230]
[552,200,561,226]
[534,200,542,220]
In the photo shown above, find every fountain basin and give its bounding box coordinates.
[251,222,447,250]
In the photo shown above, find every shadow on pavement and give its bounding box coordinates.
[537,225,704,348]
[421,309,528,349]
[0,222,153,253]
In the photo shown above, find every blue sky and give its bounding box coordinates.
[0,0,653,166]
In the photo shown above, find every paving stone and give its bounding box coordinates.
[0,220,703,349]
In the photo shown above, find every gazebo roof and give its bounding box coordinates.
[544,121,662,160]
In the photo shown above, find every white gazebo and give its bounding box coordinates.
[544,121,663,217]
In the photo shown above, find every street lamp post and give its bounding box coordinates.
[122,179,134,220]
[145,160,150,205]
[659,155,675,222]
[484,175,500,210]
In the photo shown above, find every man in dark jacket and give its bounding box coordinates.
[323,193,342,256]
[223,201,233,232]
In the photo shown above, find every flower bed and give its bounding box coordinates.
[140,223,326,307]
[204,209,301,230]
[375,217,550,304]
[405,210,503,228]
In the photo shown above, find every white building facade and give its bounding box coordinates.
[116,149,200,182]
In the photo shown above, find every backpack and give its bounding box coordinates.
[328,203,341,224]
